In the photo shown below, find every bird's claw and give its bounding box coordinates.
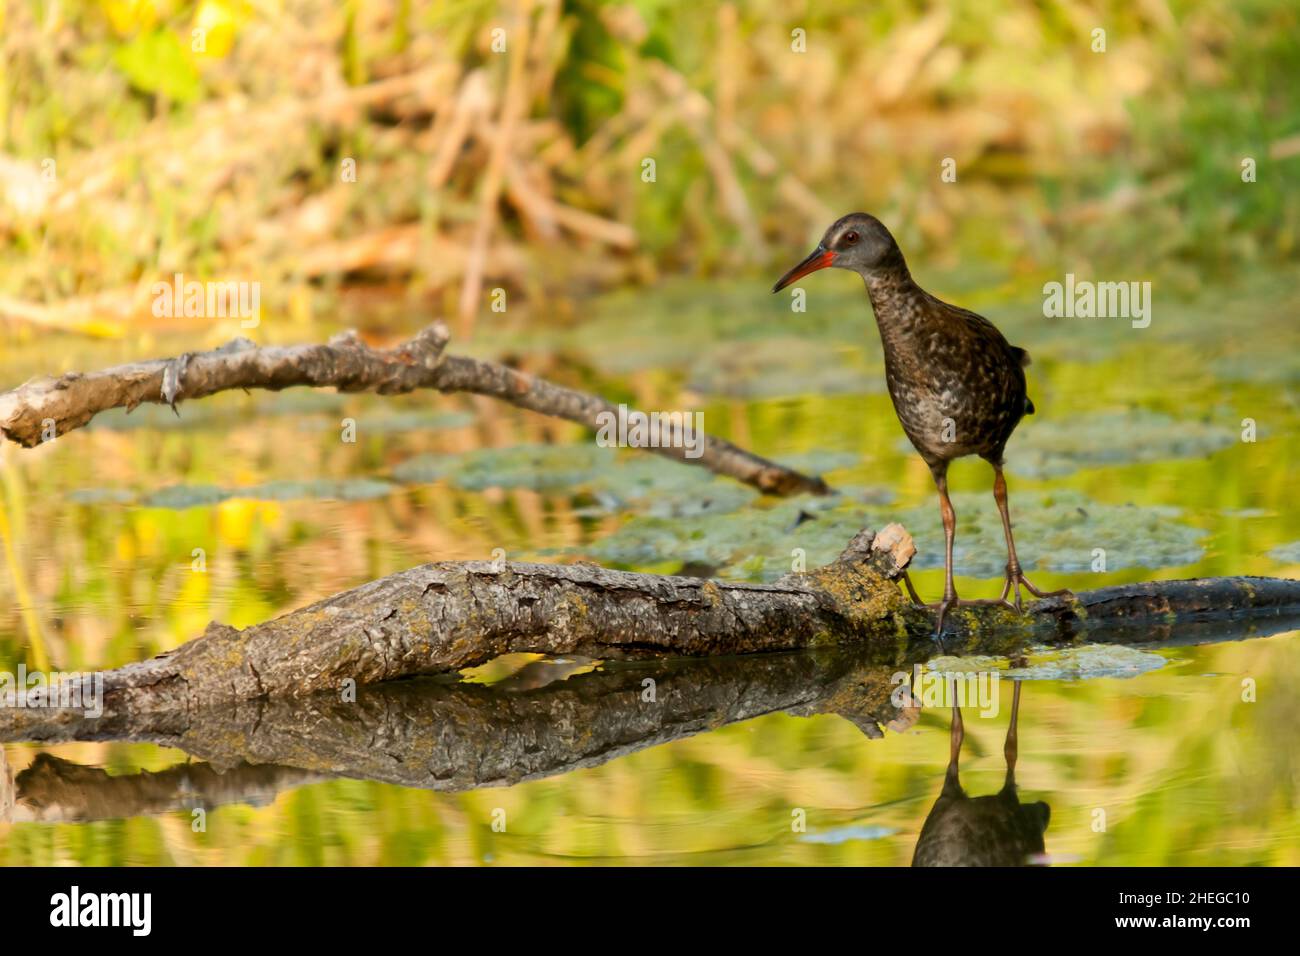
[904,572,1010,613]
[1002,569,1073,613]
[904,572,1072,651]
[931,596,956,653]
[912,571,1072,615]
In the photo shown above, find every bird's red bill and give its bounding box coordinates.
[772,249,835,292]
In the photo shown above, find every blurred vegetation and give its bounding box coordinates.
[1,1,1298,868]
[0,0,1297,339]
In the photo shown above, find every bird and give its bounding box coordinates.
[911,680,1050,867]
[772,212,1071,635]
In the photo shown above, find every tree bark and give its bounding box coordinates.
[5,594,1298,822]
[0,322,829,496]
[3,523,1298,731]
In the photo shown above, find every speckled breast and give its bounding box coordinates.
[883,355,1024,466]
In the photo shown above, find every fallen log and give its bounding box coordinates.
[6,597,1300,820]
[0,322,828,496]
[3,524,1298,728]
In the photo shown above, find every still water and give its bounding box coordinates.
[1,270,1298,865]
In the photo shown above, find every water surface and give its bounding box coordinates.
[1,270,1297,865]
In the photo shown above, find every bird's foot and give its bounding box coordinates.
[903,575,981,650]
[905,574,1004,612]
[931,593,984,653]
[930,605,950,653]
[998,568,1074,613]
[905,574,1033,651]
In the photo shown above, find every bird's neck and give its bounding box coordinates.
[862,262,929,352]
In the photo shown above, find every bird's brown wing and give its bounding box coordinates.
[938,299,1029,366]
[939,299,1035,418]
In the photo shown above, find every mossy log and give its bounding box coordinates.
[2,524,1298,732]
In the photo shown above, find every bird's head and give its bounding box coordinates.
[771,212,901,292]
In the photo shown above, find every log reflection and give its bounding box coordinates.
[912,681,1051,867]
[2,610,1295,832]
[0,647,914,822]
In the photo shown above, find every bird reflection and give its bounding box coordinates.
[912,680,1050,866]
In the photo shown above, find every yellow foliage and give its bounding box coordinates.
[102,0,164,36]
[217,497,282,549]
[191,0,247,59]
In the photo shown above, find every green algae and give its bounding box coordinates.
[391,443,765,516]
[894,408,1247,481]
[926,644,1168,682]
[1003,409,1241,478]
[1011,645,1168,681]
[583,491,861,578]
[393,444,617,491]
[1268,541,1300,564]
[583,487,1205,581]
[685,337,882,398]
[131,478,395,509]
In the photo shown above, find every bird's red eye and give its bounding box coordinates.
[843,231,859,244]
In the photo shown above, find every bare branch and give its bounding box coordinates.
[0,322,830,496]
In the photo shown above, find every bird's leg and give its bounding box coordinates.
[917,465,1009,641]
[946,680,964,791]
[991,465,1073,612]
[932,470,959,642]
[1003,679,1021,791]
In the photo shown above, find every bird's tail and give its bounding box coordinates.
[1012,346,1034,414]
